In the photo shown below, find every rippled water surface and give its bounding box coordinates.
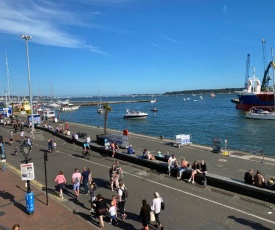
[56,94,275,156]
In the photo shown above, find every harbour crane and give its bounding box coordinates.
[244,54,250,89]
[261,39,271,91]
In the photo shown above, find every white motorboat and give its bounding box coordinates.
[124,109,148,119]
[43,108,56,119]
[246,107,275,120]
[47,102,61,109]
[61,105,80,111]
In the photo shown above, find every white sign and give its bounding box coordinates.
[20,163,35,180]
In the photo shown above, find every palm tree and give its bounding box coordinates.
[103,103,112,136]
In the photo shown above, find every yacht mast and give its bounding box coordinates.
[5,52,12,103]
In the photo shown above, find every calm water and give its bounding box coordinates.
[56,94,275,156]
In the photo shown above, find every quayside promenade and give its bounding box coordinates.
[1,119,275,230]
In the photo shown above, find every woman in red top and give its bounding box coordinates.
[55,171,67,199]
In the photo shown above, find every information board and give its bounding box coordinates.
[20,163,35,180]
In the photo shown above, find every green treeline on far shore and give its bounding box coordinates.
[163,88,243,96]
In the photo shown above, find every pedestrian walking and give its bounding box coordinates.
[108,201,118,226]
[151,192,164,230]
[139,199,150,230]
[89,180,97,212]
[81,166,90,195]
[20,131,24,143]
[19,121,23,131]
[109,164,118,191]
[88,168,93,186]
[13,121,18,133]
[54,171,66,199]
[48,138,53,152]
[93,194,108,229]
[71,168,81,199]
[115,160,123,179]
[9,131,13,146]
[53,141,57,151]
[117,181,128,219]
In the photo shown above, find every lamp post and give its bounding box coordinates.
[21,143,35,214]
[20,35,34,132]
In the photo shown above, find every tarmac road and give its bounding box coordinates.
[1,123,275,230]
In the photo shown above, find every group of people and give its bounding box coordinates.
[167,154,207,183]
[54,161,165,230]
[244,169,275,190]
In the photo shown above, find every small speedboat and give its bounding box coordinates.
[124,109,148,119]
[151,108,158,112]
[246,107,275,120]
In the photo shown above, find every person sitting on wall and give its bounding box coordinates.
[157,151,163,158]
[164,151,170,159]
[267,177,275,190]
[254,170,266,187]
[200,160,207,175]
[143,148,148,158]
[146,151,155,160]
[244,169,254,185]
[71,133,77,143]
[177,158,189,180]
[127,145,135,154]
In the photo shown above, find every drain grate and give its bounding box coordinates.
[0,211,6,216]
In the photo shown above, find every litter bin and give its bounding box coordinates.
[212,138,222,153]
[25,191,35,214]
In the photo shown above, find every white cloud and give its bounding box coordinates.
[0,0,107,55]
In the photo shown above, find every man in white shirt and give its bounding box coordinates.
[168,154,176,176]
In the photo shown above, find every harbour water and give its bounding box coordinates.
[57,94,275,157]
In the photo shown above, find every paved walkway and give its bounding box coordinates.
[0,166,97,230]
[52,120,275,182]
[1,116,275,229]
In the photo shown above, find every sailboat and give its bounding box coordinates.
[150,94,157,103]
[97,81,104,114]
[246,50,275,120]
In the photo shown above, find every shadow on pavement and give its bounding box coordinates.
[228,215,272,230]
[0,190,26,213]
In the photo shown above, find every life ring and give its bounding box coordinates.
[123,129,129,136]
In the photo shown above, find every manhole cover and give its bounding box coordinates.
[0,211,6,216]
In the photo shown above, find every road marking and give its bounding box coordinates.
[80,159,275,225]
[5,135,275,226]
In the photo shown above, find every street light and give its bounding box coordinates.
[20,35,34,132]
[21,143,35,214]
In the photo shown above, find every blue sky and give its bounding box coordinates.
[0,0,274,97]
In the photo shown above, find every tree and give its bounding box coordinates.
[103,103,112,136]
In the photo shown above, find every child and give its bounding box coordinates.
[108,201,118,225]
[53,142,57,151]
[89,182,97,212]
[111,195,117,208]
